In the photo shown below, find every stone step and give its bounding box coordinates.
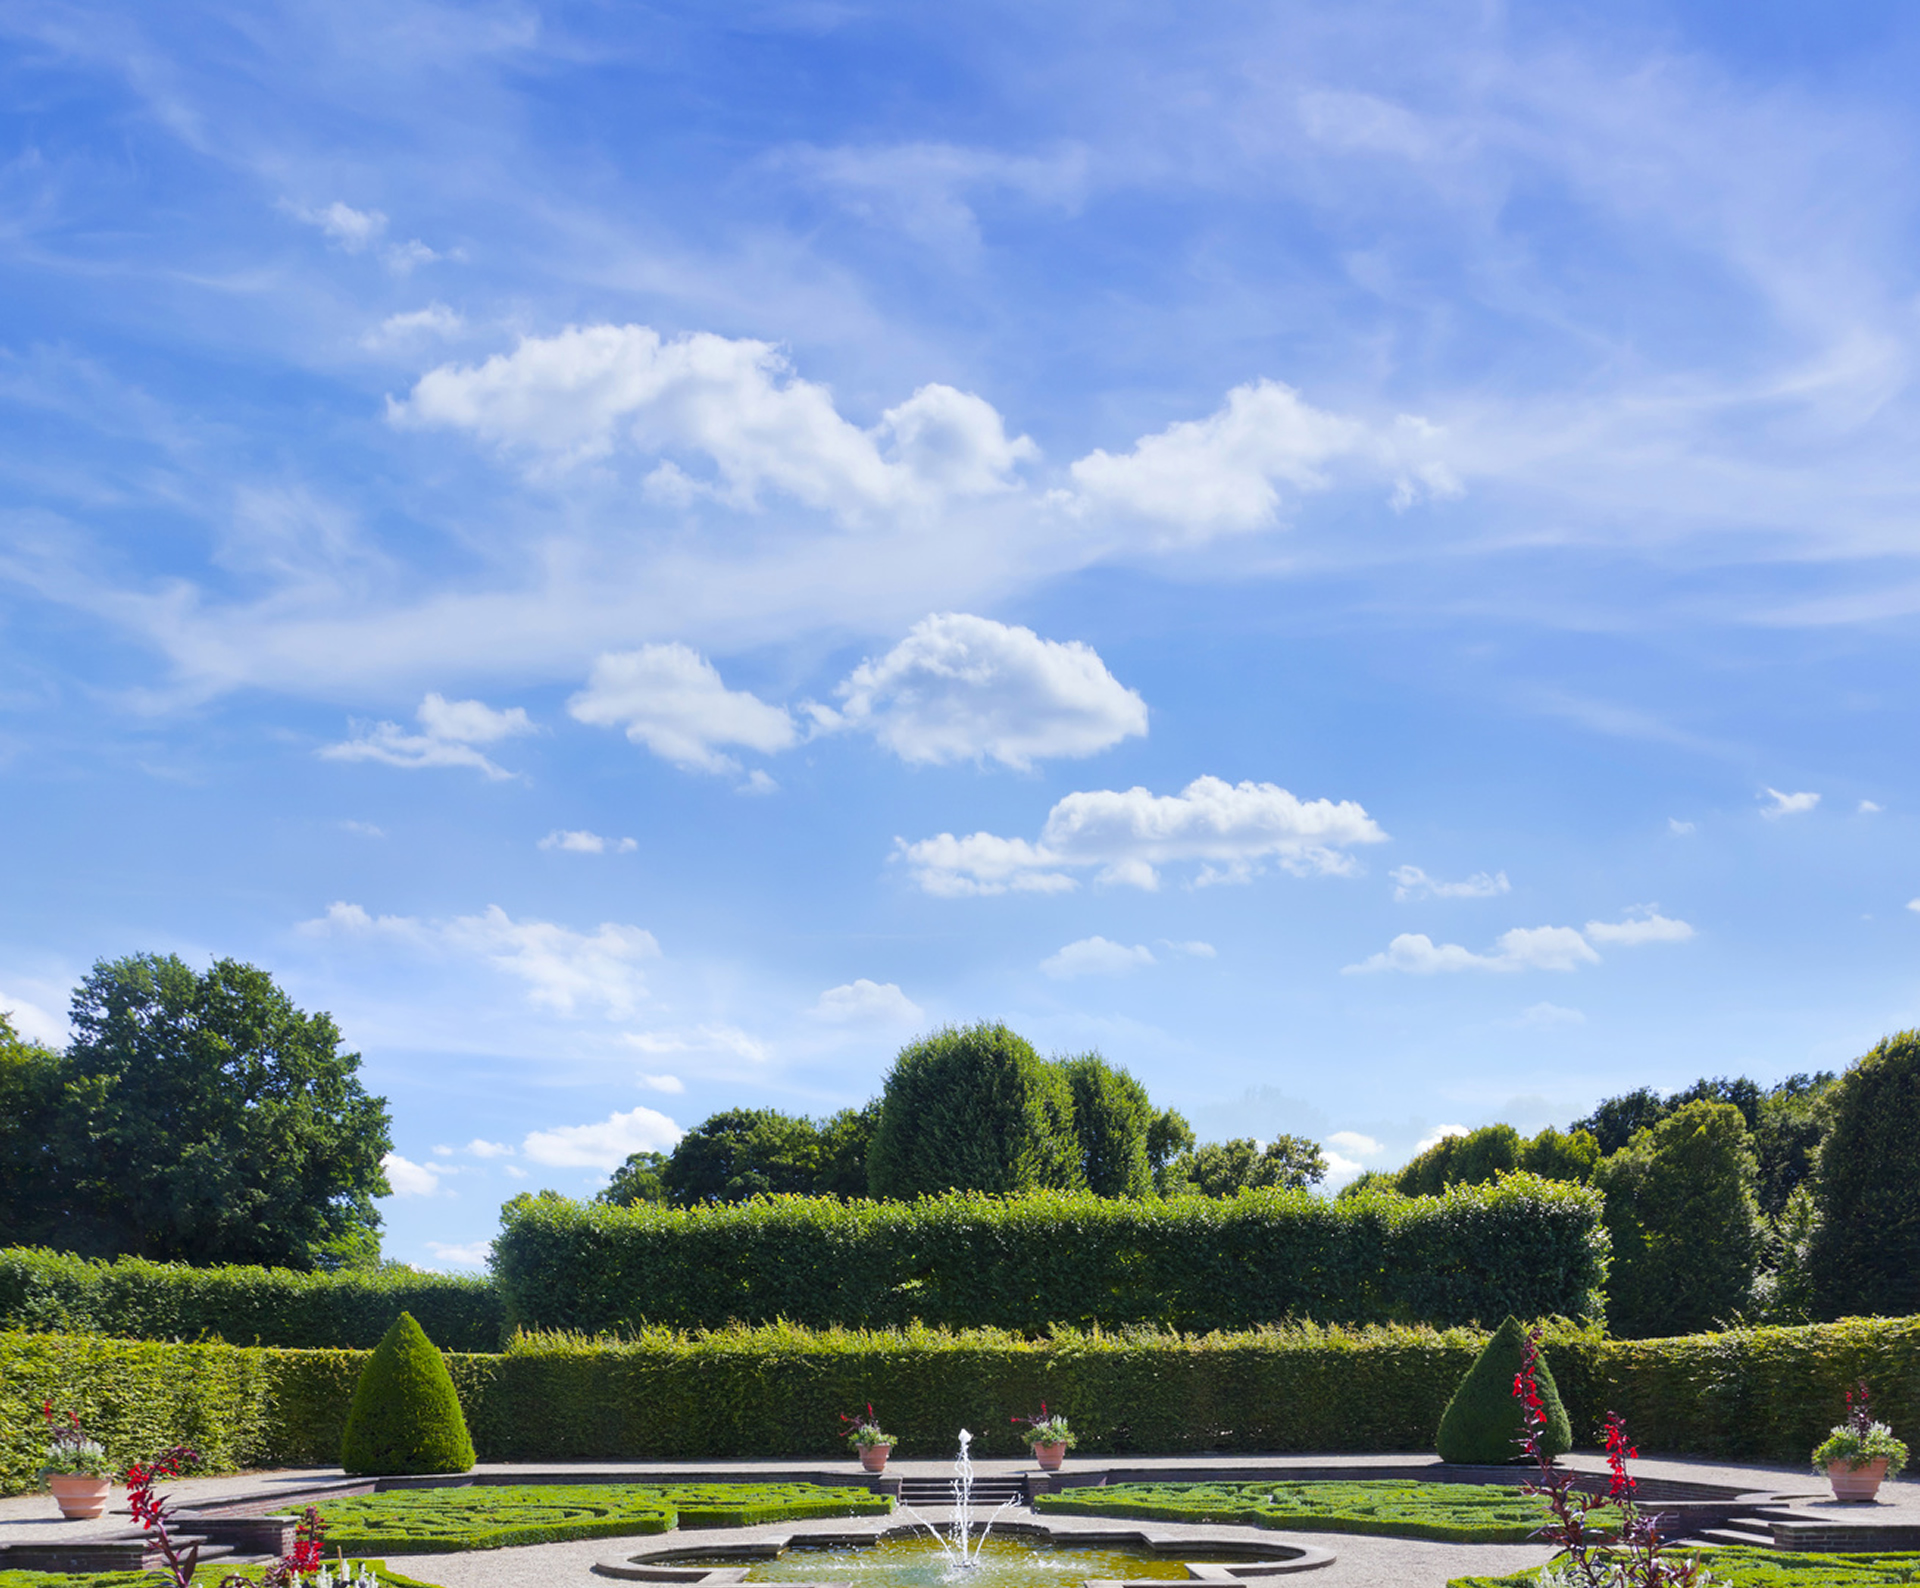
[896,1477,1027,1506]
[1693,1524,1775,1548]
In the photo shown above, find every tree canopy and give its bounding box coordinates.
[43,953,391,1268]
[1809,1031,1920,1319]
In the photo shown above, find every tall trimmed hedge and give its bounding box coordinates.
[4,1314,1919,1494]
[492,1178,1609,1334]
[0,1248,504,1351]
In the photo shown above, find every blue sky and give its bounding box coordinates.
[5,0,1920,1269]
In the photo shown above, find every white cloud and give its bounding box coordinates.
[539,829,637,854]
[393,324,1034,511]
[522,1106,685,1169]
[340,820,385,838]
[1040,936,1157,978]
[1390,865,1511,901]
[423,1240,492,1269]
[1860,800,1883,814]
[779,141,1087,251]
[0,988,68,1048]
[810,979,924,1025]
[321,692,535,780]
[1584,909,1695,946]
[1509,1002,1587,1028]
[1345,925,1600,974]
[1415,1125,1470,1155]
[1062,379,1458,541]
[287,199,387,252]
[364,304,465,347]
[622,1026,770,1063]
[1158,939,1217,958]
[1327,1130,1383,1157]
[737,769,780,796]
[899,775,1386,896]
[569,644,796,774]
[385,239,439,274]
[638,1073,686,1094]
[301,901,659,1018]
[1669,818,1697,836]
[1760,787,1821,818]
[827,613,1147,770]
[465,1139,514,1158]
[432,1144,453,1156]
[502,1165,528,1179]
[381,1152,440,1196]
[1907,899,1920,914]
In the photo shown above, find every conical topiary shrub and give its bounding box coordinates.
[340,1311,476,1475]
[1435,1315,1572,1464]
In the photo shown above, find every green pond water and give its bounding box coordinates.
[733,1536,1232,1588]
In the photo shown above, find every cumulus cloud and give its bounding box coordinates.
[287,199,388,251]
[1322,1129,1385,1181]
[1584,909,1695,945]
[540,829,637,854]
[1760,787,1821,818]
[1508,1002,1587,1027]
[1907,898,1920,914]
[1669,818,1697,836]
[364,304,465,348]
[826,613,1147,769]
[898,775,1386,895]
[321,692,535,780]
[1390,865,1511,901]
[423,1240,492,1268]
[300,901,659,1018]
[638,1073,686,1094]
[393,325,1034,512]
[381,1152,440,1196]
[1414,1125,1470,1155]
[1158,939,1217,958]
[341,820,385,838]
[810,979,924,1024]
[1061,379,1458,541]
[1040,936,1157,978]
[0,988,69,1048]
[1345,926,1600,974]
[522,1105,685,1169]
[1348,910,1693,974]
[1860,800,1884,814]
[569,644,796,774]
[465,1139,514,1158]
[1328,1131,1383,1157]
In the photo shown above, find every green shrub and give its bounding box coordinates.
[339,1313,476,1476]
[1435,1316,1570,1464]
[866,1024,1083,1200]
[491,1176,1609,1335]
[1810,1031,1920,1320]
[0,1247,502,1351]
[1036,1479,1562,1542]
[1451,1546,1920,1588]
[298,1483,890,1553]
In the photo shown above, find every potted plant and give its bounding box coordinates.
[38,1404,115,1519]
[1012,1403,1076,1472]
[839,1405,897,1473]
[1813,1383,1908,1502]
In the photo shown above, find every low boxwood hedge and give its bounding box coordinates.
[1036,1480,1571,1543]
[290,1483,891,1553]
[0,1565,432,1588]
[1451,1546,1920,1588]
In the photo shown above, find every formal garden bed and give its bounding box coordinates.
[274,1483,891,1553]
[1035,1478,1586,1543]
[0,1567,431,1588]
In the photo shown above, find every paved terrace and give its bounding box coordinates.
[0,1452,1908,1588]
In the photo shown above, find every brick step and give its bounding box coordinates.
[1692,1524,1775,1548]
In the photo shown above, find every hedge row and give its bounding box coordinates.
[492,1179,1610,1334]
[7,1314,1914,1495]
[0,1249,504,1352]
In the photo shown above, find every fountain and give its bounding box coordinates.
[897,1429,1020,1573]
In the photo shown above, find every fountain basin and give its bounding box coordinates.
[595,1521,1334,1584]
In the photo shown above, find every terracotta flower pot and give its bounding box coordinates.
[1033,1441,1066,1471]
[859,1443,892,1473]
[1828,1457,1889,1502]
[48,1475,111,1520]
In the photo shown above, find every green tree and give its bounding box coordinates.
[866,1023,1082,1200]
[339,1311,475,1475]
[1394,1132,1463,1196]
[1596,1098,1763,1338]
[1573,1087,1674,1156]
[58,954,390,1268]
[660,1108,823,1205]
[1061,1053,1154,1196]
[0,1014,67,1247]
[1146,1107,1196,1195]
[1435,1315,1572,1464]
[599,1150,669,1208]
[1167,1135,1327,1196]
[1752,1072,1838,1219]
[815,1102,881,1198]
[1519,1126,1602,1184]
[1809,1031,1920,1319]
